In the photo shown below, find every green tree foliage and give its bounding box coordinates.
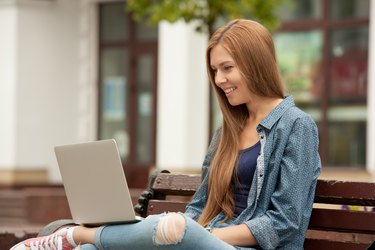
[126,0,286,35]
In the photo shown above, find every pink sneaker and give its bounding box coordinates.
[10,227,73,250]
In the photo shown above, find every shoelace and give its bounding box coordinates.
[29,233,63,250]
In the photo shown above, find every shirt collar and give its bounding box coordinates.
[257,96,295,131]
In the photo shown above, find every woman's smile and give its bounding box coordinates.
[224,87,237,95]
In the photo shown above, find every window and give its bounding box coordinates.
[210,0,369,168]
[274,0,369,167]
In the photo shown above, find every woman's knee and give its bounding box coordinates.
[154,213,186,245]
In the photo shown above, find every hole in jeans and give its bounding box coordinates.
[154,213,186,245]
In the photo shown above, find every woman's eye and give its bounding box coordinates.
[224,66,233,71]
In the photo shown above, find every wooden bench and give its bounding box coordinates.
[134,171,375,250]
[2,172,374,249]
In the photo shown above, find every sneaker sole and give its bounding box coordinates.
[10,241,26,250]
[37,219,75,237]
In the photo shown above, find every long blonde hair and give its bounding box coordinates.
[198,19,285,227]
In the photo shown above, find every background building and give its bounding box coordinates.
[0,0,374,188]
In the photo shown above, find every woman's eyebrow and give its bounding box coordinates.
[211,61,233,68]
[219,61,233,66]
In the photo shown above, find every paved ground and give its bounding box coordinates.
[0,224,43,235]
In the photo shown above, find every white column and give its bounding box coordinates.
[367,1,375,175]
[0,4,18,170]
[78,0,98,143]
[157,20,209,171]
[15,0,81,182]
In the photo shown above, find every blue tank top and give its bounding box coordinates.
[233,141,261,217]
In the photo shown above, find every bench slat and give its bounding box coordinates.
[147,200,188,215]
[306,229,375,245]
[304,238,370,250]
[152,173,201,195]
[309,208,375,233]
[315,180,375,206]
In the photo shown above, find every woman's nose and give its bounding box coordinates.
[215,72,227,85]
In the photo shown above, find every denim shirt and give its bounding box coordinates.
[184,96,321,250]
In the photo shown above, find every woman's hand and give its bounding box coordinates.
[211,224,258,247]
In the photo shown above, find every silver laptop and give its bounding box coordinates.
[55,139,141,226]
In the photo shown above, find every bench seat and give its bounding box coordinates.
[135,172,375,250]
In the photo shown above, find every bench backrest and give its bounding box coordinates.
[146,173,200,215]
[135,172,375,250]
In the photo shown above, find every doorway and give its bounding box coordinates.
[98,2,158,188]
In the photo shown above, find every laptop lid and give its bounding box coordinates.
[55,139,139,225]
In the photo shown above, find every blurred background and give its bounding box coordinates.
[0,0,374,192]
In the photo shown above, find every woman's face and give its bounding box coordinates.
[210,44,252,106]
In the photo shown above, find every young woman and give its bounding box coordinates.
[11,19,320,250]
